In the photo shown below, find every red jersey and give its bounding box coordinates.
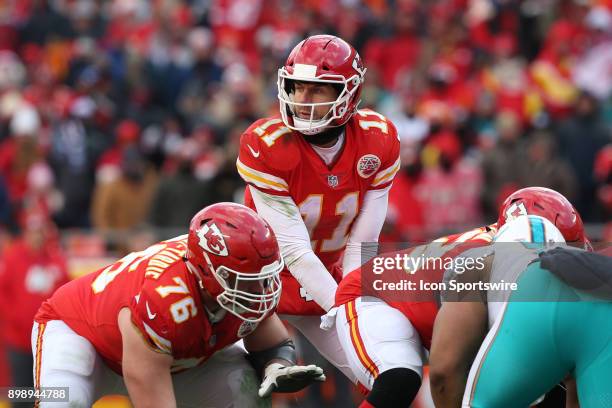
[0,240,69,351]
[35,236,264,374]
[336,225,496,349]
[237,110,400,315]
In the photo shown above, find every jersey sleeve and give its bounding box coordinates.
[130,263,207,359]
[236,118,293,197]
[130,286,174,355]
[370,118,401,190]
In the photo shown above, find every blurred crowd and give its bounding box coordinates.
[0,0,611,404]
[0,0,610,246]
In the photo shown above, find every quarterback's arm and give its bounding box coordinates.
[249,186,338,311]
[118,308,175,408]
[342,185,391,275]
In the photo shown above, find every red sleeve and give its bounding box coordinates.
[129,267,206,358]
[130,285,174,355]
[236,118,293,197]
[369,117,401,190]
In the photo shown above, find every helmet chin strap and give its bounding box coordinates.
[300,124,344,146]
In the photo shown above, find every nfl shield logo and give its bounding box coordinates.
[327,175,339,188]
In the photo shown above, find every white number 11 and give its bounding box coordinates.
[299,192,359,252]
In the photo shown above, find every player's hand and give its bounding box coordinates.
[258,362,326,398]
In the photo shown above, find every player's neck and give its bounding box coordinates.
[317,136,340,148]
[303,125,344,147]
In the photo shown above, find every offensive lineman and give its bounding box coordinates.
[32,203,324,407]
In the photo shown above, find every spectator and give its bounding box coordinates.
[0,176,13,231]
[19,0,74,44]
[594,144,612,221]
[48,96,109,228]
[91,146,157,238]
[529,20,583,118]
[363,0,422,90]
[573,6,612,101]
[557,91,610,220]
[386,158,425,243]
[0,212,68,395]
[149,139,215,231]
[21,161,62,225]
[96,119,141,184]
[481,110,526,219]
[0,104,43,207]
[518,131,578,200]
[415,132,483,236]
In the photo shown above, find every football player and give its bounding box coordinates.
[329,186,589,407]
[32,203,325,408]
[236,34,400,380]
[430,215,611,408]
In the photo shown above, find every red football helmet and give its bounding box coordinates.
[278,34,366,135]
[186,203,283,323]
[497,187,591,248]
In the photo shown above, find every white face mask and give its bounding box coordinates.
[214,259,284,323]
[277,67,364,135]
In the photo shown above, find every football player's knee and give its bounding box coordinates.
[366,368,421,408]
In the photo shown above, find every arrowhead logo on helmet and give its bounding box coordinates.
[197,223,228,257]
[504,202,528,222]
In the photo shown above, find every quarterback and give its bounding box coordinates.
[32,203,324,407]
[236,34,400,379]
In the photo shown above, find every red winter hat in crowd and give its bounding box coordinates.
[116,119,141,144]
[428,130,462,163]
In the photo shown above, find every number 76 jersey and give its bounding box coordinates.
[237,110,400,314]
[35,236,257,374]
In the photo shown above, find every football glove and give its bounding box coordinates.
[258,362,326,398]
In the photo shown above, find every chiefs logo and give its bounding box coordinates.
[237,320,258,338]
[352,53,366,77]
[197,223,228,257]
[504,202,528,222]
[357,154,381,178]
